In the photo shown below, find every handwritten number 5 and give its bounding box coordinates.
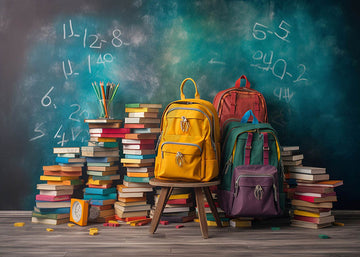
[275,20,291,43]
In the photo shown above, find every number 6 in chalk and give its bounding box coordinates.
[41,86,54,107]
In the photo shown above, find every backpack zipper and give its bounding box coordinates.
[160,141,203,158]
[166,107,216,157]
[234,174,278,202]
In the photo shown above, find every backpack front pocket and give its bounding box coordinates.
[230,165,280,217]
[158,139,203,181]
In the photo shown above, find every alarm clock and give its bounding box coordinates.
[70,198,89,226]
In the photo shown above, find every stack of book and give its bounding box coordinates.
[114,181,152,221]
[151,188,196,223]
[281,146,303,208]
[289,166,343,229]
[32,147,84,225]
[82,119,124,223]
[114,104,161,222]
[194,189,230,227]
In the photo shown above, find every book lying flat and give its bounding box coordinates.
[86,157,119,163]
[124,133,158,140]
[87,171,117,176]
[35,200,71,208]
[89,128,131,134]
[291,199,333,209]
[87,141,119,148]
[40,176,79,182]
[124,117,160,124]
[128,112,159,118]
[123,149,155,155]
[43,170,82,177]
[290,219,332,229]
[36,184,74,191]
[122,139,155,144]
[295,186,334,194]
[123,144,154,150]
[89,137,117,142]
[84,119,122,124]
[121,158,155,164]
[293,209,332,218]
[55,157,86,163]
[124,123,159,129]
[293,214,335,224]
[38,189,73,196]
[282,154,304,161]
[125,107,160,113]
[84,187,117,195]
[289,173,329,181]
[289,166,326,174]
[117,184,153,193]
[293,194,337,203]
[31,216,69,225]
[83,193,117,200]
[35,194,72,201]
[125,103,162,109]
[126,167,154,173]
[32,212,70,220]
[53,147,80,154]
[127,172,154,178]
[89,133,126,138]
[124,154,156,159]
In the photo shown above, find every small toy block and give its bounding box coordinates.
[89,230,98,235]
[333,222,344,226]
[271,227,280,231]
[108,220,119,224]
[46,228,54,232]
[14,222,25,227]
[318,234,330,239]
[67,223,75,227]
[176,225,184,229]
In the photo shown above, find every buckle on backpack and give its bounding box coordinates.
[263,146,270,151]
[246,145,252,150]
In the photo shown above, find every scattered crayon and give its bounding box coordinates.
[13,222,25,227]
[46,228,54,232]
[318,234,330,239]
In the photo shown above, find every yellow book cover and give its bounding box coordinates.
[127,172,154,178]
[121,158,154,164]
[40,175,78,181]
[88,177,112,185]
[293,209,331,218]
[155,193,191,200]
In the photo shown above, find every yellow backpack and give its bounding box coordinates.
[155,78,221,182]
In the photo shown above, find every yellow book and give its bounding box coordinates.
[230,219,252,228]
[127,172,154,178]
[293,209,328,218]
[125,107,159,113]
[89,137,117,142]
[120,158,154,164]
[194,219,229,227]
[155,193,191,200]
[88,177,112,185]
[40,175,78,181]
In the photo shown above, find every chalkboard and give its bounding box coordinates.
[0,0,359,210]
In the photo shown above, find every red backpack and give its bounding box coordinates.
[213,75,268,131]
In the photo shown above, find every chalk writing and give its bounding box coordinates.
[273,88,295,103]
[69,104,89,122]
[41,87,55,107]
[29,122,46,142]
[252,20,291,43]
[251,50,308,83]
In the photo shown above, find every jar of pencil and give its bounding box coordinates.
[91,81,119,119]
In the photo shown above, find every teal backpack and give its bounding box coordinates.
[218,110,285,216]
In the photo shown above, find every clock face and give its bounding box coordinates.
[71,201,83,222]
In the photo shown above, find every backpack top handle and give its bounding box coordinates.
[234,75,251,88]
[180,78,201,100]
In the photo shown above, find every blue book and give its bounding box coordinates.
[34,207,70,214]
[84,187,116,195]
[55,157,86,164]
[91,174,120,181]
[83,193,117,200]
[124,154,156,159]
[124,175,152,183]
[90,199,116,206]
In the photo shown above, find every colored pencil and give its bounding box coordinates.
[100,81,109,118]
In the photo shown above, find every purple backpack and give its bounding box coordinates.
[219,165,281,217]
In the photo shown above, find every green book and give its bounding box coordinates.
[91,174,121,181]
[124,175,153,183]
[87,142,119,148]
[32,212,70,220]
[87,162,115,167]
[125,103,162,109]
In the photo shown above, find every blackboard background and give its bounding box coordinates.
[0,0,359,210]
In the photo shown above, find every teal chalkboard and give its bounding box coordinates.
[0,0,359,209]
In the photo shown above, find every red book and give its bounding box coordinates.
[90,133,126,138]
[293,214,335,224]
[89,128,131,134]
[115,215,147,222]
[88,184,113,189]
[43,170,82,176]
[166,198,192,204]
[124,123,159,129]
[35,194,72,201]
[293,194,337,203]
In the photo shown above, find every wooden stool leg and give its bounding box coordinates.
[203,187,222,227]
[194,187,208,239]
[149,187,172,234]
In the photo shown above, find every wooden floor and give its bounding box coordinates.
[0,211,359,256]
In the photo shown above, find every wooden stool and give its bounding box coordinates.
[149,178,222,239]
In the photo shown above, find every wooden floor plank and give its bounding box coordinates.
[0,212,360,256]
